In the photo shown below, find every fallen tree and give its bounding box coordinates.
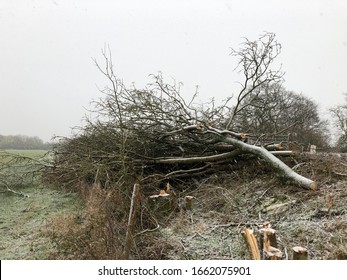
[219,134,316,189]
[44,32,317,191]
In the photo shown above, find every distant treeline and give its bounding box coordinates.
[0,135,52,150]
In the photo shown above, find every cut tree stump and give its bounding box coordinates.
[149,188,177,220]
[259,222,283,260]
[177,195,194,211]
[184,196,194,211]
[292,246,308,260]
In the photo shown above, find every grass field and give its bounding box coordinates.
[0,149,51,189]
[0,185,81,259]
[0,149,82,259]
[0,149,49,165]
[0,149,48,158]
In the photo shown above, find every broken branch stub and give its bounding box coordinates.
[259,222,282,260]
[241,227,261,260]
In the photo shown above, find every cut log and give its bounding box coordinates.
[220,134,317,190]
[241,227,261,260]
[265,143,283,151]
[270,150,294,156]
[153,150,242,164]
[146,128,315,190]
[292,246,308,260]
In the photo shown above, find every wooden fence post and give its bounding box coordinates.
[123,183,141,259]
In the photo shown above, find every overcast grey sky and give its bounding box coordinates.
[1,0,347,141]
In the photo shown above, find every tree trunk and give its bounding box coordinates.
[220,135,317,190]
[292,246,308,260]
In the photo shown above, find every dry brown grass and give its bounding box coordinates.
[46,182,176,259]
[47,183,127,259]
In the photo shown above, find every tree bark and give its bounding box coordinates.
[292,246,308,260]
[153,150,242,164]
[259,222,282,260]
[265,143,283,151]
[241,227,261,260]
[124,183,141,259]
[220,134,317,190]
